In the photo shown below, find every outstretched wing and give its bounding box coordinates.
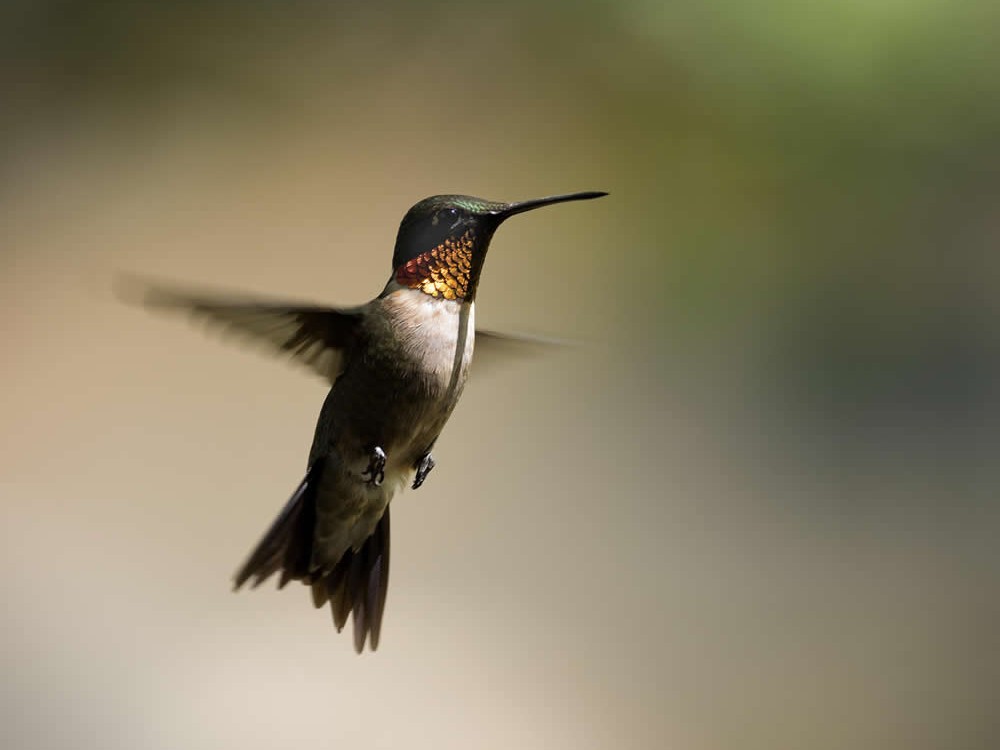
[120,276,364,383]
[472,329,576,374]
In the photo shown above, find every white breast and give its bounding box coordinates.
[373,282,475,395]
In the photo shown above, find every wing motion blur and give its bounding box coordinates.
[118,276,364,383]
[120,276,572,381]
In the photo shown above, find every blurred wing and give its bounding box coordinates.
[121,277,364,384]
[472,330,576,374]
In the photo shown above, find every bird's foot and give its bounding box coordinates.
[362,446,386,486]
[412,453,436,490]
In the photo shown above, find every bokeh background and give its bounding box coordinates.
[3,2,998,749]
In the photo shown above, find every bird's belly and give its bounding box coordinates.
[308,292,474,567]
[311,467,399,567]
[311,392,459,568]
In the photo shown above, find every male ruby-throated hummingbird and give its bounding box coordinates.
[129,190,607,652]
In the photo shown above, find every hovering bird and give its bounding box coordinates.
[130,191,607,652]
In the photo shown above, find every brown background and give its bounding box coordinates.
[3,3,998,749]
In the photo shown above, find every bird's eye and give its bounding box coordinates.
[431,207,458,227]
[440,207,463,229]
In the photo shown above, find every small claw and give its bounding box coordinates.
[412,453,435,490]
[362,446,386,486]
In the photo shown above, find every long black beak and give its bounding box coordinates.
[494,191,608,221]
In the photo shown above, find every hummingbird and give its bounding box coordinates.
[129,190,607,652]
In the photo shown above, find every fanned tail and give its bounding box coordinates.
[233,460,391,653]
[312,511,390,652]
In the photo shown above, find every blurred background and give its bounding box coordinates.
[2,2,998,749]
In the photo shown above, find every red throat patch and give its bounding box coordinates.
[394,229,475,300]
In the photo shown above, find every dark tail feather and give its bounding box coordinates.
[363,511,390,649]
[232,459,391,652]
[320,509,391,653]
[233,465,319,590]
